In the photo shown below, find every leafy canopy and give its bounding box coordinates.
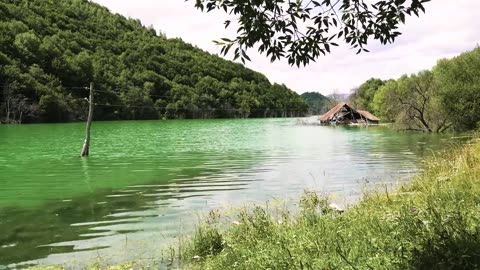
[193,0,430,66]
[349,78,385,111]
[434,47,480,131]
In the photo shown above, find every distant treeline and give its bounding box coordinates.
[0,0,308,123]
[349,47,480,132]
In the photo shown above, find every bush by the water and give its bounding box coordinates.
[175,137,480,269]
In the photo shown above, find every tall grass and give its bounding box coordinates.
[175,138,480,269]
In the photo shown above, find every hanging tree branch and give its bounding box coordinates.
[192,0,430,66]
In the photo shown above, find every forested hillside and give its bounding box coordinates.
[0,0,308,123]
[349,47,480,132]
[300,92,331,115]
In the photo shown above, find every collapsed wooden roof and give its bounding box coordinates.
[357,110,380,121]
[319,102,380,122]
[319,102,352,122]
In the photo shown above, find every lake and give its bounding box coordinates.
[0,119,451,268]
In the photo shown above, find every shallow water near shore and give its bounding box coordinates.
[0,118,453,268]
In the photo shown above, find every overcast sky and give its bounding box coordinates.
[92,0,479,95]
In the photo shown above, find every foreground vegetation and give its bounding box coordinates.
[176,136,480,269]
[0,0,308,123]
[350,47,480,132]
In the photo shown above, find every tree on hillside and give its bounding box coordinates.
[301,91,330,114]
[193,0,431,66]
[371,79,400,121]
[349,78,385,111]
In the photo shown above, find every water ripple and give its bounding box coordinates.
[0,119,452,269]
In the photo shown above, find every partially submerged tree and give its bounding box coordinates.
[2,85,40,124]
[372,71,450,132]
[193,0,431,66]
[394,71,446,132]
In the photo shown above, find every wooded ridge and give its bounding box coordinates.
[0,0,309,123]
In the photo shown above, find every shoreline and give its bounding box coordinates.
[173,136,480,269]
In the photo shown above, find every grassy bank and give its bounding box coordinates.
[175,137,480,269]
[28,262,135,270]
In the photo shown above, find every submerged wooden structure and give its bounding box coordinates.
[319,102,380,125]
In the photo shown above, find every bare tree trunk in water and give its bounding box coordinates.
[4,85,11,123]
[81,83,94,157]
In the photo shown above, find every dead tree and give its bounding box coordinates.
[81,83,94,157]
[3,85,11,122]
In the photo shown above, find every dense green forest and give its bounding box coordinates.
[349,47,480,132]
[300,92,331,115]
[0,0,309,123]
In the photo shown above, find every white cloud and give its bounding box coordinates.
[92,0,480,95]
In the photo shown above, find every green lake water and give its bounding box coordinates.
[0,119,452,268]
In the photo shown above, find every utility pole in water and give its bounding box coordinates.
[81,82,94,157]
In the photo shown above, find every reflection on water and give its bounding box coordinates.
[0,119,453,268]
